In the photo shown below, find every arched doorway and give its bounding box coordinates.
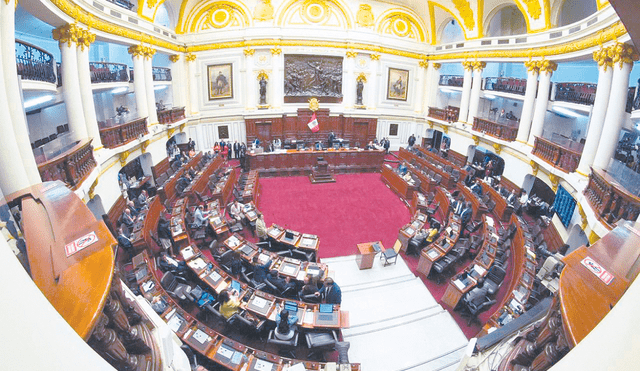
[118,152,155,200]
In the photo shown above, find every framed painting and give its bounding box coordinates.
[387,67,409,101]
[208,64,233,100]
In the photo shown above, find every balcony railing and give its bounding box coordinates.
[106,0,134,10]
[15,40,56,84]
[439,75,464,87]
[484,77,527,95]
[158,107,186,125]
[626,87,636,113]
[38,139,97,190]
[89,62,130,83]
[532,136,583,173]
[56,63,62,87]
[99,118,148,148]
[427,106,459,123]
[152,67,172,81]
[584,168,640,229]
[554,82,597,105]
[472,117,518,142]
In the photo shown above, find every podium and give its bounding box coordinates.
[309,156,336,184]
[355,241,383,270]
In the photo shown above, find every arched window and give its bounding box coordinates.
[440,19,464,44]
[155,3,173,29]
[556,0,597,27]
[485,5,526,37]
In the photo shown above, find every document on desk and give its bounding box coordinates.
[258,253,270,264]
[453,279,466,290]
[181,246,195,260]
[209,271,222,282]
[217,346,234,359]
[189,258,207,270]
[486,216,494,228]
[286,364,306,371]
[303,310,314,325]
[254,359,274,371]
[226,236,241,247]
[282,264,297,275]
[142,280,155,293]
[193,329,210,344]
[167,314,184,332]
[473,265,486,276]
[231,351,243,365]
[251,296,268,309]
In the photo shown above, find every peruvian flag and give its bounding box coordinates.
[307,113,320,133]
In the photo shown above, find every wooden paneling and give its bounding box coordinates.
[245,109,377,146]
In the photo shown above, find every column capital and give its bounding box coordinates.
[244,48,255,57]
[462,60,474,71]
[271,47,282,56]
[257,70,269,80]
[77,29,96,51]
[356,72,367,83]
[346,50,358,58]
[52,23,82,47]
[169,54,180,63]
[524,59,540,73]
[608,42,639,68]
[592,47,613,71]
[370,53,380,61]
[472,61,486,71]
[538,59,558,74]
[143,46,156,59]
[128,44,146,58]
[186,53,197,62]
[418,59,428,68]
[432,62,441,70]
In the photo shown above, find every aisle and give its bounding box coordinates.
[323,255,468,371]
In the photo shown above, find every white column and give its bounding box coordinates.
[54,24,88,142]
[143,47,158,125]
[368,54,380,109]
[593,43,637,170]
[2,0,41,185]
[528,60,557,145]
[426,62,441,109]
[76,30,102,149]
[458,61,473,123]
[577,51,614,175]
[344,51,357,108]
[0,43,30,193]
[516,62,540,143]
[244,48,256,108]
[129,45,149,119]
[414,60,427,113]
[467,61,485,124]
[186,53,199,115]
[271,47,283,109]
[170,55,187,109]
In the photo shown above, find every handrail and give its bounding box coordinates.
[472,117,518,142]
[89,62,129,83]
[554,82,597,105]
[15,39,56,84]
[484,77,527,96]
[439,75,464,87]
[105,0,134,11]
[37,138,97,190]
[158,107,186,125]
[584,168,640,229]
[99,117,148,148]
[428,106,459,123]
[532,136,583,173]
[152,67,172,81]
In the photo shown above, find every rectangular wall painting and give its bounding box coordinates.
[208,63,233,100]
[387,67,409,101]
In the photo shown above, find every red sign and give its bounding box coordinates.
[581,256,614,285]
[65,231,99,257]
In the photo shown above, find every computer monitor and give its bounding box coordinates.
[296,142,305,150]
[319,304,333,313]
[284,301,298,313]
[230,280,242,292]
[284,230,294,240]
[332,143,340,149]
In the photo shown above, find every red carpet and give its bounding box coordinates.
[258,173,410,259]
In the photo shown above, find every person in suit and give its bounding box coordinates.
[233,141,240,159]
[193,205,209,227]
[137,190,149,208]
[187,138,196,151]
[252,254,275,283]
[117,226,134,260]
[452,197,465,216]
[328,132,335,148]
[383,137,390,154]
[460,201,473,235]
[408,134,416,149]
[470,178,483,197]
[121,208,136,229]
[316,277,342,305]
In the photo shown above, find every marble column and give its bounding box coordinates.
[53,24,89,142]
[467,61,486,124]
[577,47,614,175]
[76,29,103,149]
[169,54,187,109]
[2,0,42,185]
[244,48,256,108]
[270,47,283,109]
[593,43,638,170]
[143,47,158,125]
[186,53,199,115]
[414,59,427,113]
[128,45,149,119]
[528,60,557,145]
[368,54,380,109]
[344,50,357,108]
[516,60,540,143]
[426,62,441,109]
[458,61,474,123]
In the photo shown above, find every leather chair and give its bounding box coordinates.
[291,248,314,262]
[160,271,192,301]
[484,265,507,296]
[460,287,496,326]
[305,331,338,361]
[267,329,299,358]
[336,341,351,365]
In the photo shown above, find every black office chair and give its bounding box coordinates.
[460,288,496,326]
[267,330,299,358]
[336,341,351,365]
[291,248,314,262]
[160,271,192,301]
[484,265,507,296]
[305,331,338,361]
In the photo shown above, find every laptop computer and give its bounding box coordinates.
[284,230,294,240]
[319,304,333,313]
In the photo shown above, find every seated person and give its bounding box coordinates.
[188,167,197,178]
[252,254,274,283]
[300,275,319,300]
[219,289,242,319]
[267,270,288,292]
[136,190,150,209]
[150,296,168,315]
[127,200,140,217]
[397,163,409,176]
[158,251,187,273]
[365,141,375,150]
[470,178,483,197]
[506,190,518,206]
[193,205,209,228]
[229,200,245,224]
[316,277,342,305]
[117,226,134,259]
[121,208,136,229]
[274,308,297,341]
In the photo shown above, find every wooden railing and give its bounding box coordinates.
[152,67,172,81]
[158,107,186,125]
[554,82,597,105]
[584,168,640,229]
[15,40,56,84]
[532,136,583,173]
[38,139,97,190]
[427,106,459,122]
[89,62,129,83]
[472,117,518,142]
[99,118,148,149]
[439,75,464,87]
[484,77,527,95]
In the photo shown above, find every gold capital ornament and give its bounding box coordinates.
[52,23,81,47]
[186,53,196,62]
[472,61,486,71]
[370,53,380,61]
[346,50,358,58]
[169,54,180,63]
[271,47,282,56]
[524,58,540,73]
[128,44,146,57]
[244,48,255,56]
[77,29,95,51]
[432,63,441,70]
[462,60,474,71]
[538,59,558,74]
[356,73,367,83]
[608,42,639,68]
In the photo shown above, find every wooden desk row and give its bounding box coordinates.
[398,147,463,190]
[458,184,489,222]
[380,164,418,201]
[183,155,225,197]
[246,148,385,176]
[397,212,429,252]
[157,152,204,203]
[266,224,320,253]
[479,180,513,222]
[211,167,238,207]
[134,251,358,371]
[180,244,346,330]
[240,170,260,205]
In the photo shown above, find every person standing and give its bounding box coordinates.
[383,137,390,154]
[233,141,240,159]
[408,134,416,149]
[316,277,342,305]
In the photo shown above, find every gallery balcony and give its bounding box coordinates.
[472,117,518,142]
[532,136,583,173]
[158,107,186,125]
[35,137,97,190]
[439,75,464,88]
[89,62,130,84]
[584,167,640,230]
[152,67,172,81]
[554,82,597,106]
[15,40,57,86]
[427,106,459,123]
[484,77,527,96]
[98,117,148,149]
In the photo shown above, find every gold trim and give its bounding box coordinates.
[119,151,130,166]
[186,53,197,62]
[88,178,99,199]
[356,73,367,83]
[472,135,479,145]
[257,70,269,80]
[52,23,81,47]
[128,44,146,57]
[140,140,150,153]
[575,169,589,177]
[244,48,255,56]
[608,42,640,68]
[419,59,428,68]
[356,4,374,28]
[167,128,177,138]
[492,143,502,154]
[346,50,358,58]
[169,54,180,63]
[77,29,95,51]
[529,160,539,176]
[472,61,486,71]
[308,97,319,111]
[254,0,274,21]
[370,53,380,61]
[451,0,475,32]
[432,62,441,70]
[548,173,559,192]
[588,230,601,244]
[577,202,588,230]
[271,47,282,55]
